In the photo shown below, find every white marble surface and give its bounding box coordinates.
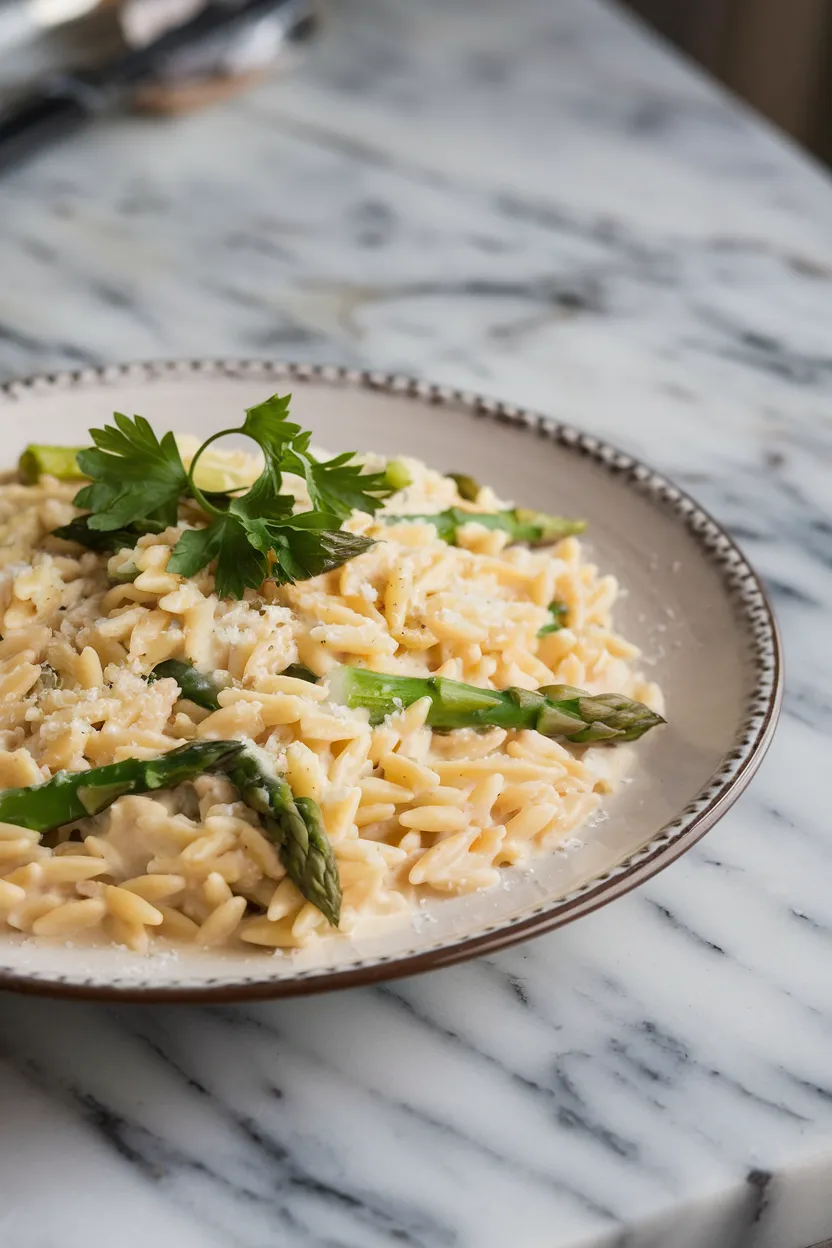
[0,1,831,1245]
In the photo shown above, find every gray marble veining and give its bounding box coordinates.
[0,1,831,1245]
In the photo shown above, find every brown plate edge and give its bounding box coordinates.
[0,359,785,1003]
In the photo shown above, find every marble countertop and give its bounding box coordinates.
[1,1,832,1245]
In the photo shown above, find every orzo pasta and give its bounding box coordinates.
[0,411,663,954]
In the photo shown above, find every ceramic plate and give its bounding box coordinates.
[0,361,781,1000]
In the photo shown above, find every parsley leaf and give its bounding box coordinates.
[296,451,396,520]
[167,515,275,600]
[51,392,392,599]
[537,600,568,637]
[74,413,187,532]
[168,509,375,599]
[215,521,273,601]
[236,394,391,520]
[237,396,302,520]
[251,512,376,585]
[51,514,144,553]
[166,523,225,579]
[241,394,303,458]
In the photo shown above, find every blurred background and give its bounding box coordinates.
[0,0,829,172]
[0,0,829,396]
[622,0,831,166]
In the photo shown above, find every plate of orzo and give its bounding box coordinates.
[0,361,781,1000]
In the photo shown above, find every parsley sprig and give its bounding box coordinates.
[54,394,394,599]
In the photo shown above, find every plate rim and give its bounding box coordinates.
[0,359,783,1001]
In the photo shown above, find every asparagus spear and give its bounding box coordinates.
[384,506,585,546]
[384,459,412,492]
[280,663,319,684]
[148,659,320,710]
[328,667,664,743]
[0,739,245,833]
[144,662,340,920]
[447,472,481,502]
[0,731,342,924]
[227,746,340,926]
[149,659,222,711]
[19,445,87,484]
[145,663,341,919]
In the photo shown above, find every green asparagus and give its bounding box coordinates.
[19,445,86,483]
[149,659,222,711]
[384,459,412,492]
[280,663,319,684]
[0,739,245,833]
[0,730,342,924]
[228,746,340,926]
[384,506,585,546]
[149,658,320,708]
[447,472,481,502]
[328,667,664,743]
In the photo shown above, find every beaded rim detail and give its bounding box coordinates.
[0,360,782,1001]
